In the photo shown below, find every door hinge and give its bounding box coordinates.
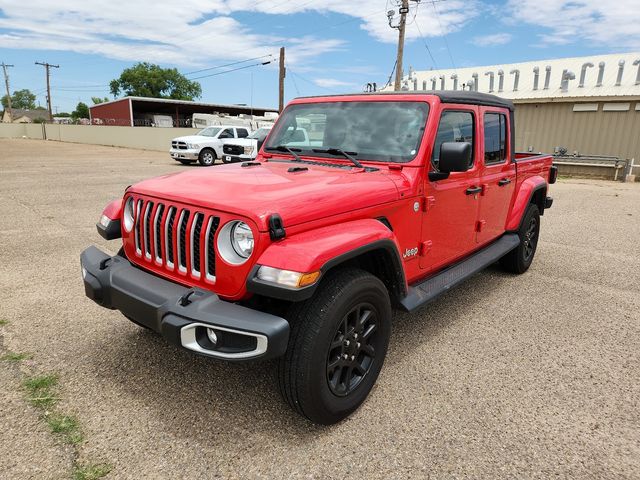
[422,196,436,212]
[476,220,486,232]
[419,240,433,256]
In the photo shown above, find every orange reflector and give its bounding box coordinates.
[298,271,321,287]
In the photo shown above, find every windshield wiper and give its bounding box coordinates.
[313,148,363,169]
[267,145,302,161]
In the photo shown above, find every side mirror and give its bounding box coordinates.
[429,142,472,181]
[439,142,472,172]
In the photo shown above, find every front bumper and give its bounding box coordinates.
[80,246,289,361]
[170,149,199,161]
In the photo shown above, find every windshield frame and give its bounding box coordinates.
[264,100,430,164]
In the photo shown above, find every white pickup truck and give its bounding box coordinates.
[170,125,251,166]
[222,126,312,163]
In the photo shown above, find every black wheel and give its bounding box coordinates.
[178,159,194,165]
[500,204,540,274]
[198,148,216,166]
[278,268,391,425]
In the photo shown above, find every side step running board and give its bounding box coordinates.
[399,233,520,313]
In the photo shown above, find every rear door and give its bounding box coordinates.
[421,107,481,271]
[476,109,516,245]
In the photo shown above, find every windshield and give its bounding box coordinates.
[249,127,271,140]
[197,127,221,137]
[264,101,429,163]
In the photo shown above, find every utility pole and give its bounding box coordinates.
[35,61,59,120]
[1,62,14,122]
[278,47,286,112]
[394,0,409,91]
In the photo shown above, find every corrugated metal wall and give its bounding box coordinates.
[514,101,640,160]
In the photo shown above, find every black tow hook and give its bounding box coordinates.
[179,290,195,307]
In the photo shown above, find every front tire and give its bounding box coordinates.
[500,203,540,274]
[198,148,216,166]
[278,268,391,425]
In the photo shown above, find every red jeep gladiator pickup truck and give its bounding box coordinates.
[81,91,556,425]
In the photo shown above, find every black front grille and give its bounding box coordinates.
[144,202,154,256]
[166,208,176,264]
[192,214,204,274]
[154,204,165,259]
[207,217,220,278]
[179,210,190,269]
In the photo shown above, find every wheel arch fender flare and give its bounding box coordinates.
[506,176,547,231]
[246,219,407,302]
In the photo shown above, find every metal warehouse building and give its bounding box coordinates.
[396,52,640,165]
[89,97,278,127]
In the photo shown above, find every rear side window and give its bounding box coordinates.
[237,128,249,138]
[484,113,507,164]
[432,111,475,168]
[219,128,234,139]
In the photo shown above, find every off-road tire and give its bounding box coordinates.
[198,148,216,166]
[500,203,540,274]
[278,268,392,425]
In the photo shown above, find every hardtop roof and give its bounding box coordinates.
[294,90,515,111]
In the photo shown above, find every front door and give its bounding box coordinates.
[476,110,516,245]
[420,108,481,271]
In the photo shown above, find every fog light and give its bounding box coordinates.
[99,214,111,228]
[207,328,218,345]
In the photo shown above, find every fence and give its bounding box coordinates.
[0,123,199,152]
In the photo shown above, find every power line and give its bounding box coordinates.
[429,0,456,69]
[188,59,274,80]
[413,2,438,69]
[184,54,274,76]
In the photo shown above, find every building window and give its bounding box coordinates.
[573,103,598,112]
[484,113,507,165]
[603,103,631,112]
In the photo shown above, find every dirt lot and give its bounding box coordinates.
[1,138,639,479]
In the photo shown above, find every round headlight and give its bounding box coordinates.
[217,220,254,265]
[123,197,134,232]
[231,222,254,258]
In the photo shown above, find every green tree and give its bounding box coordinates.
[71,102,90,120]
[109,62,201,100]
[1,89,37,110]
[91,96,110,105]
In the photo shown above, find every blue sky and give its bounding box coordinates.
[0,0,638,113]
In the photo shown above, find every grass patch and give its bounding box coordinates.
[72,463,112,480]
[2,351,32,362]
[0,319,8,326]
[46,413,84,445]
[23,374,59,409]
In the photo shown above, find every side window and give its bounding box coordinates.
[237,128,249,138]
[432,111,474,168]
[219,128,234,139]
[484,113,507,164]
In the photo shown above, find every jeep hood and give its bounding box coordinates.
[130,160,400,231]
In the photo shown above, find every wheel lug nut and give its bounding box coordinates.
[345,340,350,346]
[350,355,355,361]
[342,354,348,360]
[354,333,358,339]
[357,342,361,348]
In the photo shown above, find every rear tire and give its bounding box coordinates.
[198,148,216,166]
[278,268,391,425]
[500,204,540,274]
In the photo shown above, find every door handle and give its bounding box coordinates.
[498,178,512,186]
[465,186,482,195]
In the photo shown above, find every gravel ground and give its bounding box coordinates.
[1,138,638,479]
